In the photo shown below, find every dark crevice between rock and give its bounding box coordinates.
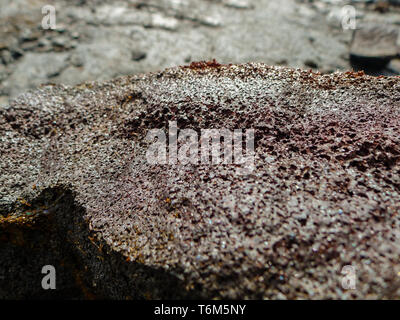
[0,187,205,299]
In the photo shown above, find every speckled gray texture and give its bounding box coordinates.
[1,63,400,299]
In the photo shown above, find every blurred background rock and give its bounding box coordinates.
[1,0,400,107]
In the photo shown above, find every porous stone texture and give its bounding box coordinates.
[1,63,400,299]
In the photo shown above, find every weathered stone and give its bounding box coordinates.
[350,23,400,69]
[1,63,400,299]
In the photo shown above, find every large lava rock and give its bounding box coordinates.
[1,63,400,299]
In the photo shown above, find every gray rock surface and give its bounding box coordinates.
[3,0,400,106]
[350,22,400,72]
[350,23,399,60]
[1,63,399,299]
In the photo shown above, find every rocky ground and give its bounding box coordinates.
[0,63,399,299]
[1,0,400,107]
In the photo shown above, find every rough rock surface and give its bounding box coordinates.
[1,63,400,299]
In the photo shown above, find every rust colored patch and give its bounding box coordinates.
[185,59,224,70]
[345,70,366,78]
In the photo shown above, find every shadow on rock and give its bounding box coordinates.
[0,187,204,299]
